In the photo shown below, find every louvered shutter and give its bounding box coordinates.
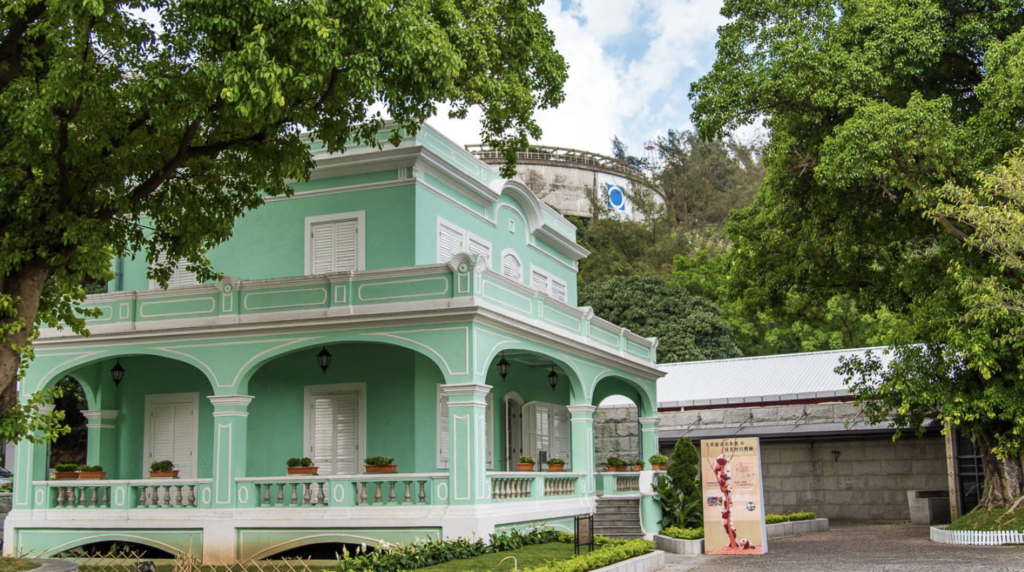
[149,401,196,478]
[502,255,522,281]
[536,404,551,461]
[311,219,359,274]
[333,219,358,271]
[552,405,571,467]
[151,252,197,289]
[532,271,550,293]
[310,390,360,474]
[550,280,567,303]
[485,393,494,469]
[522,402,538,461]
[468,237,491,265]
[438,223,465,263]
[437,385,450,468]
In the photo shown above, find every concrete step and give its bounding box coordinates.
[595,526,644,533]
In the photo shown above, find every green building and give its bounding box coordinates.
[5,125,663,563]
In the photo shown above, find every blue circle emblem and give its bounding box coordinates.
[607,185,626,211]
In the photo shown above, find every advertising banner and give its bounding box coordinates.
[701,437,768,555]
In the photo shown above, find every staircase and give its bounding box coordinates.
[594,497,644,539]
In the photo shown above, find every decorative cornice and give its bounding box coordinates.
[81,409,118,421]
[440,383,492,398]
[208,395,255,408]
[638,416,660,426]
[567,405,598,417]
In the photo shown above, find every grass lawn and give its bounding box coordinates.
[0,558,40,572]
[947,506,1024,531]
[415,543,576,572]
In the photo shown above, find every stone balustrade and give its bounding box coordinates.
[488,472,585,501]
[235,474,446,508]
[38,479,212,509]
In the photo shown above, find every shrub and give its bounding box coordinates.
[788,511,816,522]
[666,438,699,499]
[364,456,395,466]
[546,458,565,466]
[606,457,628,467]
[633,459,645,468]
[519,456,536,465]
[79,465,103,472]
[649,454,668,465]
[150,460,174,472]
[286,457,313,468]
[765,514,788,525]
[54,463,78,473]
[660,526,704,540]
[528,539,653,572]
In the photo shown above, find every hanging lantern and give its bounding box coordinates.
[317,346,332,374]
[111,359,125,387]
[548,363,558,391]
[497,352,511,380]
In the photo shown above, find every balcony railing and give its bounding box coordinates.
[487,472,585,501]
[235,473,448,508]
[36,479,212,509]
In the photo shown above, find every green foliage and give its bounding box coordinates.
[286,457,312,468]
[579,276,741,363]
[649,454,668,465]
[765,514,788,525]
[0,0,568,444]
[659,527,704,540]
[78,465,103,472]
[364,456,395,466]
[765,512,816,525]
[948,506,1024,532]
[606,457,627,468]
[656,438,703,529]
[519,456,536,465]
[415,543,574,572]
[526,539,653,572]
[687,0,1024,506]
[632,460,645,468]
[666,439,699,499]
[335,528,561,572]
[50,377,88,467]
[149,460,174,472]
[54,463,78,473]
[546,458,565,466]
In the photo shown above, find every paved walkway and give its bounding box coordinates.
[660,522,1024,572]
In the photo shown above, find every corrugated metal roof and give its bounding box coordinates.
[599,346,894,408]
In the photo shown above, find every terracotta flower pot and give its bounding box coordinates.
[631,465,643,472]
[78,471,106,479]
[651,463,667,470]
[517,463,535,472]
[54,472,78,480]
[365,465,397,474]
[547,464,565,472]
[608,466,625,472]
[287,466,319,475]
[149,470,179,479]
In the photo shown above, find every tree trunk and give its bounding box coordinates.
[0,261,52,414]
[979,434,1024,509]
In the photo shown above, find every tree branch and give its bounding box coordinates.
[0,1,47,93]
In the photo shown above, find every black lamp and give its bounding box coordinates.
[548,363,558,391]
[111,359,125,387]
[317,346,332,374]
[497,352,510,380]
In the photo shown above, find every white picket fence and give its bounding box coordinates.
[931,525,1024,546]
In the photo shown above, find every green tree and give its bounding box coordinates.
[656,438,702,529]
[579,276,741,363]
[667,437,700,500]
[0,0,567,441]
[689,0,1024,506]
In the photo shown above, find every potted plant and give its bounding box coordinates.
[631,459,645,471]
[649,454,668,470]
[78,465,106,479]
[606,457,628,472]
[517,456,536,471]
[149,460,178,479]
[364,456,397,474]
[54,463,79,480]
[546,458,565,472]
[286,457,318,475]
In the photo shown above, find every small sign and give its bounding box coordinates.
[575,514,594,555]
[701,437,769,555]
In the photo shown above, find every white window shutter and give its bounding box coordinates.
[437,385,450,468]
[553,405,571,467]
[502,254,522,281]
[536,404,551,459]
[438,223,465,263]
[522,402,538,462]
[311,219,358,274]
[333,219,359,272]
[151,252,197,289]
[149,402,195,478]
[551,280,567,303]
[469,237,491,265]
[310,390,360,475]
[531,271,550,293]
[486,393,494,469]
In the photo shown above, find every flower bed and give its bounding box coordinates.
[765,511,816,524]
[529,539,657,572]
[931,525,1024,546]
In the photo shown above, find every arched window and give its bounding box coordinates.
[502,253,522,281]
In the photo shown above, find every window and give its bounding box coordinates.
[304,212,365,275]
[304,384,364,475]
[502,252,522,281]
[143,393,199,479]
[437,385,493,469]
[530,268,568,303]
[522,402,570,468]
[149,252,197,289]
[437,218,491,266]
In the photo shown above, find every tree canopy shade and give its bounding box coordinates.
[687,0,1024,506]
[0,0,567,441]
[579,276,741,364]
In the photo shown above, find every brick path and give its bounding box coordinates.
[660,522,1024,572]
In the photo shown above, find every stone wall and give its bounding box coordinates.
[596,402,949,521]
[594,406,639,468]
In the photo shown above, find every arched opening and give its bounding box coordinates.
[592,376,651,471]
[55,540,175,559]
[50,376,89,470]
[260,542,363,560]
[244,341,449,477]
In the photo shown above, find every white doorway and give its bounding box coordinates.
[303,383,365,475]
[504,392,523,470]
[143,393,200,479]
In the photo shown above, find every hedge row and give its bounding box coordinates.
[765,511,817,525]
[526,539,653,572]
[659,526,704,540]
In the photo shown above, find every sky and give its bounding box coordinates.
[428,0,730,158]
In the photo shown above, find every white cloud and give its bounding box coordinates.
[427,0,725,156]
